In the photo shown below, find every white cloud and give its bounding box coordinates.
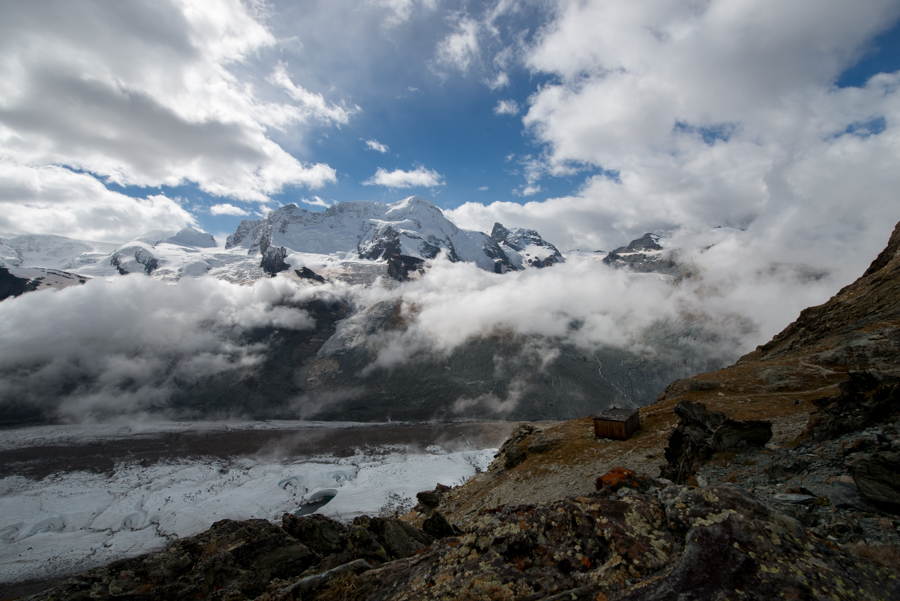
[0,161,194,242]
[209,203,250,217]
[443,0,900,290]
[363,166,445,188]
[301,196,331,208]
[478,186,489,191]
[0,275,321,419]
[369,0,438,25]
[488,72,510,89]
[0,0,341,215]
[493,99,519,115]
[364,139,390,153]
[268,62,358,125]
[436,17,481,72]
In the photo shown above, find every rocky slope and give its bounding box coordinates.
[20,223,900,599]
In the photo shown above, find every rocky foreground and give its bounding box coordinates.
[18,222,900,600]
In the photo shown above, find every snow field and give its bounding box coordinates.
[0,445,495,584]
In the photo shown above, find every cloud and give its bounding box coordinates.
[210,203,250,217]
[514,185,541,197]
[436,17,481,72]
[268,62,358,125]
[369,0,438,25]
[443,0,900,290]
[364,139,390,153]
[478,186,489,191]
[0,161,194,242]
[493,99,519,115]
[0,0,341,208]
[488,72,510,90]
[363,166,445,188]
[0,275,323,420]
[301,196,332,208]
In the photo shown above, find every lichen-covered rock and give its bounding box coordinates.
[421,512,459,539]
[354,492,678,601]
[27,482,900,601]
[29,519,319,601]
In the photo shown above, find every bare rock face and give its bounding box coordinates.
[261,246,290,276]
[661,401,772,483]
[0,266,38,300]
[850,452,900,507]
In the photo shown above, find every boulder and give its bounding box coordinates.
[711,418,773,451]
[422,512,459,539]
[850,452,900,510]
[662,401,772,483]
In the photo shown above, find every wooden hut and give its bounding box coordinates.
[593,407,640,440]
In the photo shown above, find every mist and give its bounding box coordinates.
[0,220,856,424]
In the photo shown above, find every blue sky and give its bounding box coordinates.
[1,0,900,255]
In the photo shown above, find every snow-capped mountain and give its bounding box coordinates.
[490,223,564,269]
[0,197,563,297]
[226,197,562,275]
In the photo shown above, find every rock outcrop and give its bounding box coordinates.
[661,400,772,483]
[30,477,899,601]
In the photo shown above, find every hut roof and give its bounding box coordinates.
[596,407,638,422]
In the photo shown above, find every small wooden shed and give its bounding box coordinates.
[593,407,641,440]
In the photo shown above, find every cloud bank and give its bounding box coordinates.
[447,0,900,293]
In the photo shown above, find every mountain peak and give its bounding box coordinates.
[163,227,217,248]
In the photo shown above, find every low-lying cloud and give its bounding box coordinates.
[0,221,869,423]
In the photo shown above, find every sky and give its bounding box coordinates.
[1,0,898,255]
[3,1,900,423]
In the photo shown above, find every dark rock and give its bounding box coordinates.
[295,266,326,282]
[767,458,811,483]
[350,484,898,601]
[27,518,319,600]
[850,452,900,509]
[674,399,725,430]
[613,233,663,253]
[422,512,459,539]
[661,401,723,483]
[829,481,882,513]
[360,515,433,560]
[282,513,348,556]
[386,252,425,281]
[268,558,371,600]
[261,245,290,275]
[0,266,38,301]
[281,512,432,571]
[662,402,773,483]
[414,483,451,511]
[711,419,773,451]
[807,370,900,442]
[490,422,536,471]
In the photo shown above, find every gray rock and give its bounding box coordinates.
[771,493,816,505]
[850,452,900,507]
[712,419,773,452]
[829,481,881,513]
